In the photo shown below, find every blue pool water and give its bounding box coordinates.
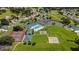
[24,22,44,42]
[30,24,44,32]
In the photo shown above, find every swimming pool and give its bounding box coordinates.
[24,22,44,42]
[30,24,44,32]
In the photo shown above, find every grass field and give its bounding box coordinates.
[0,10,16,19]
[14,25,78,51]
[48,10,75,25]
[48,10,66,21]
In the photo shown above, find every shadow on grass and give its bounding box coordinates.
[32,42,36,46]
[71,47,79,51]
[75,40,79,45]
[69,38,79,51]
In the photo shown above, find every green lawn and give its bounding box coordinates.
[0,10,16,19]
[48,10,75,25]
[48,10,66,22]
[14,25,78,51]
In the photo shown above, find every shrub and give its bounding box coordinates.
[28,41,31,45]
[61,18,70,25]
[32,42,36,46]
[13,25,24,31]
[23,42,26,45]
[0,35,14,46]
[0,18,9,25]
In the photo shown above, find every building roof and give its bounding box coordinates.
[12,31,25,42]
[70,26,79,31]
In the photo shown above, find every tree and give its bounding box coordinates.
[0,35,14,45]
[23,42,27,45]
[58,11,63,15]
[31,17,37,23]
[1,9,6,13]
[71,47,79,51]
[0,18,9,25]
[75,39,79,45]
[32,42,36,46]
[0,21,1,28]
[32,29,34,34]
[61,18,70,25]
[13,25,24,31]
[10,15,19,19]
[0,9,6,15]
[10,7,21,16]
[61,17,65,20]
[21,8,32,17]
[74,20,78,25]
[75,13,79,16]
[28,41,31,45]
[47,16,51,19]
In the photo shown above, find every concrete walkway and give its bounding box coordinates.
[12,42,21,51]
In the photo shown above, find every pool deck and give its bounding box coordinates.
[24,29,32,42]
[24,22,45,42]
